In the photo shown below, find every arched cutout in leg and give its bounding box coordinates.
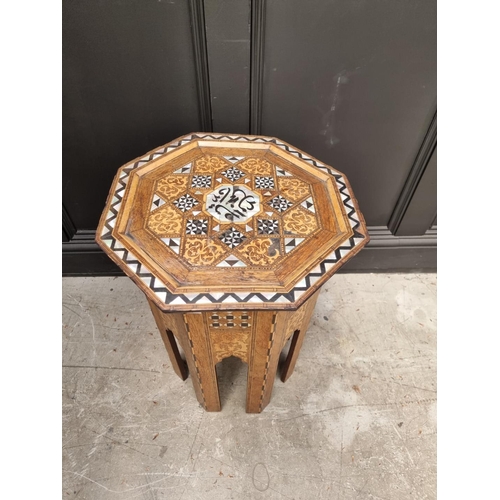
[281,329,303,382]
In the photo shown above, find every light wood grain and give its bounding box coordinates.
[96,133,369,411]
[147,298,188,381]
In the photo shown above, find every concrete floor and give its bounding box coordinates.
[62,273,436,500]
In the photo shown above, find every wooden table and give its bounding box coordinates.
[96,133,369,412]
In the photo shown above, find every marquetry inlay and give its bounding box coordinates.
[209,312,253,329]
[96,133,369,311]
[98,134,370,414]
[145,152,323,271]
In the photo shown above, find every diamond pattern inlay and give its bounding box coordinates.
[173,194,199,212]
[191,175,212,188]
[221,166,246,182]
[186,219,209,235]
[267,195,293,213]
[255,176,275,189]
[219,227,246,248]
[257,219,279,235]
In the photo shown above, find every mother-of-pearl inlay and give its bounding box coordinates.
[204,184,261,223]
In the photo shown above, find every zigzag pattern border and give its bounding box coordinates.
[99,134,367,307]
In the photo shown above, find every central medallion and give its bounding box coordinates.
[204,184,261,223]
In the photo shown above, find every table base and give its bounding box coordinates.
[148,290,320,413]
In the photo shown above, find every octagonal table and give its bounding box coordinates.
[96,133,369,412]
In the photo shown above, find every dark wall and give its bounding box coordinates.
[63,0,202,230]
[259,0,436,226]
[63,0,436,274]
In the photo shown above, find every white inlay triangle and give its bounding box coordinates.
[295,278,308,288]
[245,224,252,232]
[212,224,220,232]
[221,296,238,303]
[170,296,187,305]
[284,237,305,253]
[223,156,244,164]
[140,264,151,274]
[153,277,167,289]
[196,296,212,305]
[216,178,222,183]
[140,276,152,286]
[308,275,322,285]
[247,296,264,303]
[324,261,336,272]
[151,195,165,210]
[301,197,315,213]
[216,254,246,268]
[161,238,180,254]
[263,191,272,196]
[155,291,167,303]
[277,168,292,177]
[192,211,201,216]
[266,211,273,217]
[275,296,292,303]
[174,162,192,174]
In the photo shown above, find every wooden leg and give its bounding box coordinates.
[246,311,288,413]
[182,312,221,412]
[148,302,220,411]
[281,289,320,383]
[148,299,188,381]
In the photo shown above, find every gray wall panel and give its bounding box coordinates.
[63,0,201,229]
[204,0,251,134]
[259,0,437,225]
[396,146,437,236]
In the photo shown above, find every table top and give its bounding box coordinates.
[96,133,369,311]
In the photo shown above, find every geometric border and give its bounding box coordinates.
[96,133,369,310]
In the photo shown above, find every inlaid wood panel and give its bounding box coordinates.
[148,289,324,412]
[96,133,369,312]
[207,311,255,364]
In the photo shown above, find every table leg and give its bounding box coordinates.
[246,311,288,413]
[280,289,320,383]
[148,302,221,411]
[148,299,188,381]
[182,313,221,412]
